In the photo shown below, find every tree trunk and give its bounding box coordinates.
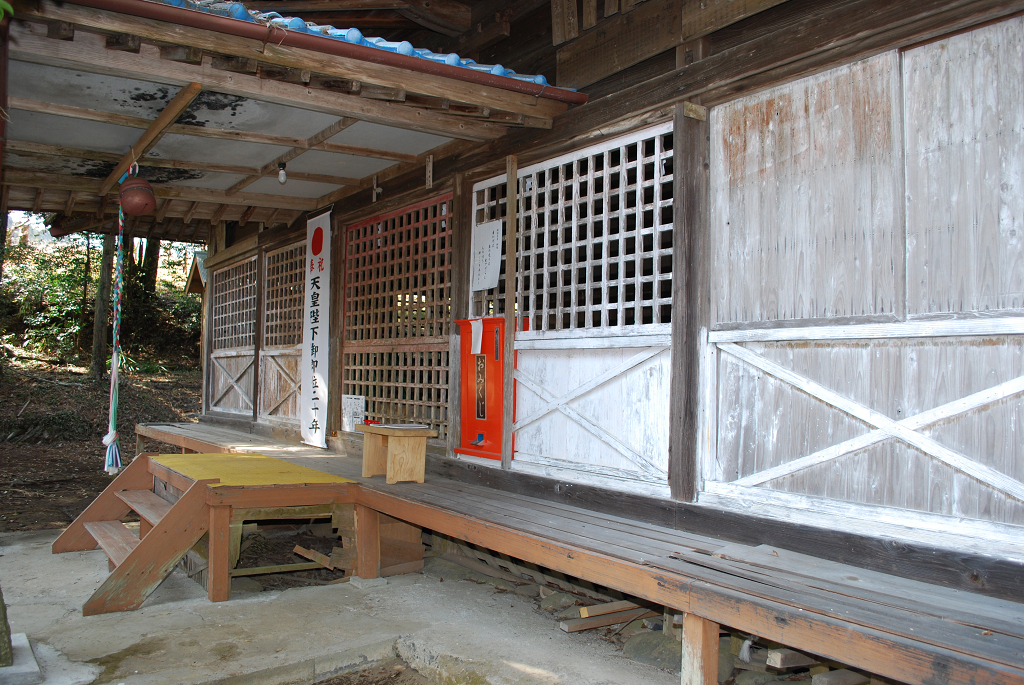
[141,237,160,292]
[90,234,115,381]
[80,234,91,352]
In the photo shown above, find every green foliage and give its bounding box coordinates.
[1,238,92,359]
[1,232,201,367]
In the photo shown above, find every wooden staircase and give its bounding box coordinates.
[53,454,218,616]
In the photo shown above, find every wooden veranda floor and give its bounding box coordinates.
[133,422,1024,685]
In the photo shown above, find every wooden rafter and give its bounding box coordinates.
[182,201,200,224]
[98,82,202,196]
[227,117,357,195]
[10,23,508,141]
[4,170,317,210]
[7,141,360,186]
[15,0,566,121]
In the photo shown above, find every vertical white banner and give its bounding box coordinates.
[301,212,331,448]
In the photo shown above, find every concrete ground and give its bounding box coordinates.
[0,530,679,685]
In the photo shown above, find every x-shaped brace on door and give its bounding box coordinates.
[513,346,668,477]
[720,343,1024,502]
[262,353,301,416]
[211,355,255,410]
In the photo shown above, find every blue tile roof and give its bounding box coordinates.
[157,0,552,85]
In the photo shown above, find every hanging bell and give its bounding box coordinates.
[119,176,157,216]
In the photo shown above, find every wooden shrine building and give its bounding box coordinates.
[4,0,1024,682]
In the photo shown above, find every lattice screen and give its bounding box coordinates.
[212,257,257,350]
[471,180,508,317]
[342,194,453,438]
[472,122,675,331]
[264,243,306,347]
[342,348,450,436]
[344,195,453,341]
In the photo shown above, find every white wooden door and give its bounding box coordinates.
[473,123,676,495]
[209,257,257,416]
[701,26,1024,537]
[258,243,305,426]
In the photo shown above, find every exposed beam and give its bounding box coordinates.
[154,199,171,222]
[182,200,200,224]
[8,139,362,185]
[64,190,77,215]
[32,187,44,213]
[317,137,474,207]
[10,22,509,141]
[288,171,361,185]
[3,170,319,210]
[265,207,283,227]
[399,0,472,35]
[9,97,309,147]
[227,117,356,194]
[98,81,202,195]
[312,141,417,162]
[238,205,258,225]
[210,204,229,224]
[16,0,566,121]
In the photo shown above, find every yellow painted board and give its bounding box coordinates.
[150,453,353,487]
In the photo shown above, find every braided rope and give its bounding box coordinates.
[102,175,130,474]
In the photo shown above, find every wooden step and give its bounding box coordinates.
[115,490,173,526]
[84,521,140,568]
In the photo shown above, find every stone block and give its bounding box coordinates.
[812,670,869,685]
[349,576,388,590]
[0,634,42,685]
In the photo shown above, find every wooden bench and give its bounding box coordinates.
[355,424,437,484]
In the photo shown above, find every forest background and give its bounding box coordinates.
[0,212,204,531]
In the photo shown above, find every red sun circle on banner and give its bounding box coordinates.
[311,227,324,256]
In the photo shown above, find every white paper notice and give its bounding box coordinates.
[469,318,483,354]
[470,219,502,292]
[341,394,365,433]
[301,212,331,449]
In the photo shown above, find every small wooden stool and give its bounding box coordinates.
[355,424,437,484]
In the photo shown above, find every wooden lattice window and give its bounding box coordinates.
[212,257,257,350]
[472,123,675,331]
[471,180,509,317]
[344,195,452,341]
[343,349,450,437]
[342,194,453,438]
[264,243,306,347]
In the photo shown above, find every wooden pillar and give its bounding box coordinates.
[447,173,471,457]
[207,505,232,602]
[500,156,518,470]
[355,504,380,578]
[251,244,265,423]
[668,101,711,502]
[680,613,719,685]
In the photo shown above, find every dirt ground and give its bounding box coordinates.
[0,358,201,532]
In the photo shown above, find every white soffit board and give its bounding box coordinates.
[11,61,342,137]
[148,134,292,167]
[329,120,452,155]
[285,149,395,178]
[168,172,250,190]
[7,109,140,154]
[246,176,339,198]
[9,61,185,120]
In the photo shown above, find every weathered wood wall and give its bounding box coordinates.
[703,19,1024,529]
